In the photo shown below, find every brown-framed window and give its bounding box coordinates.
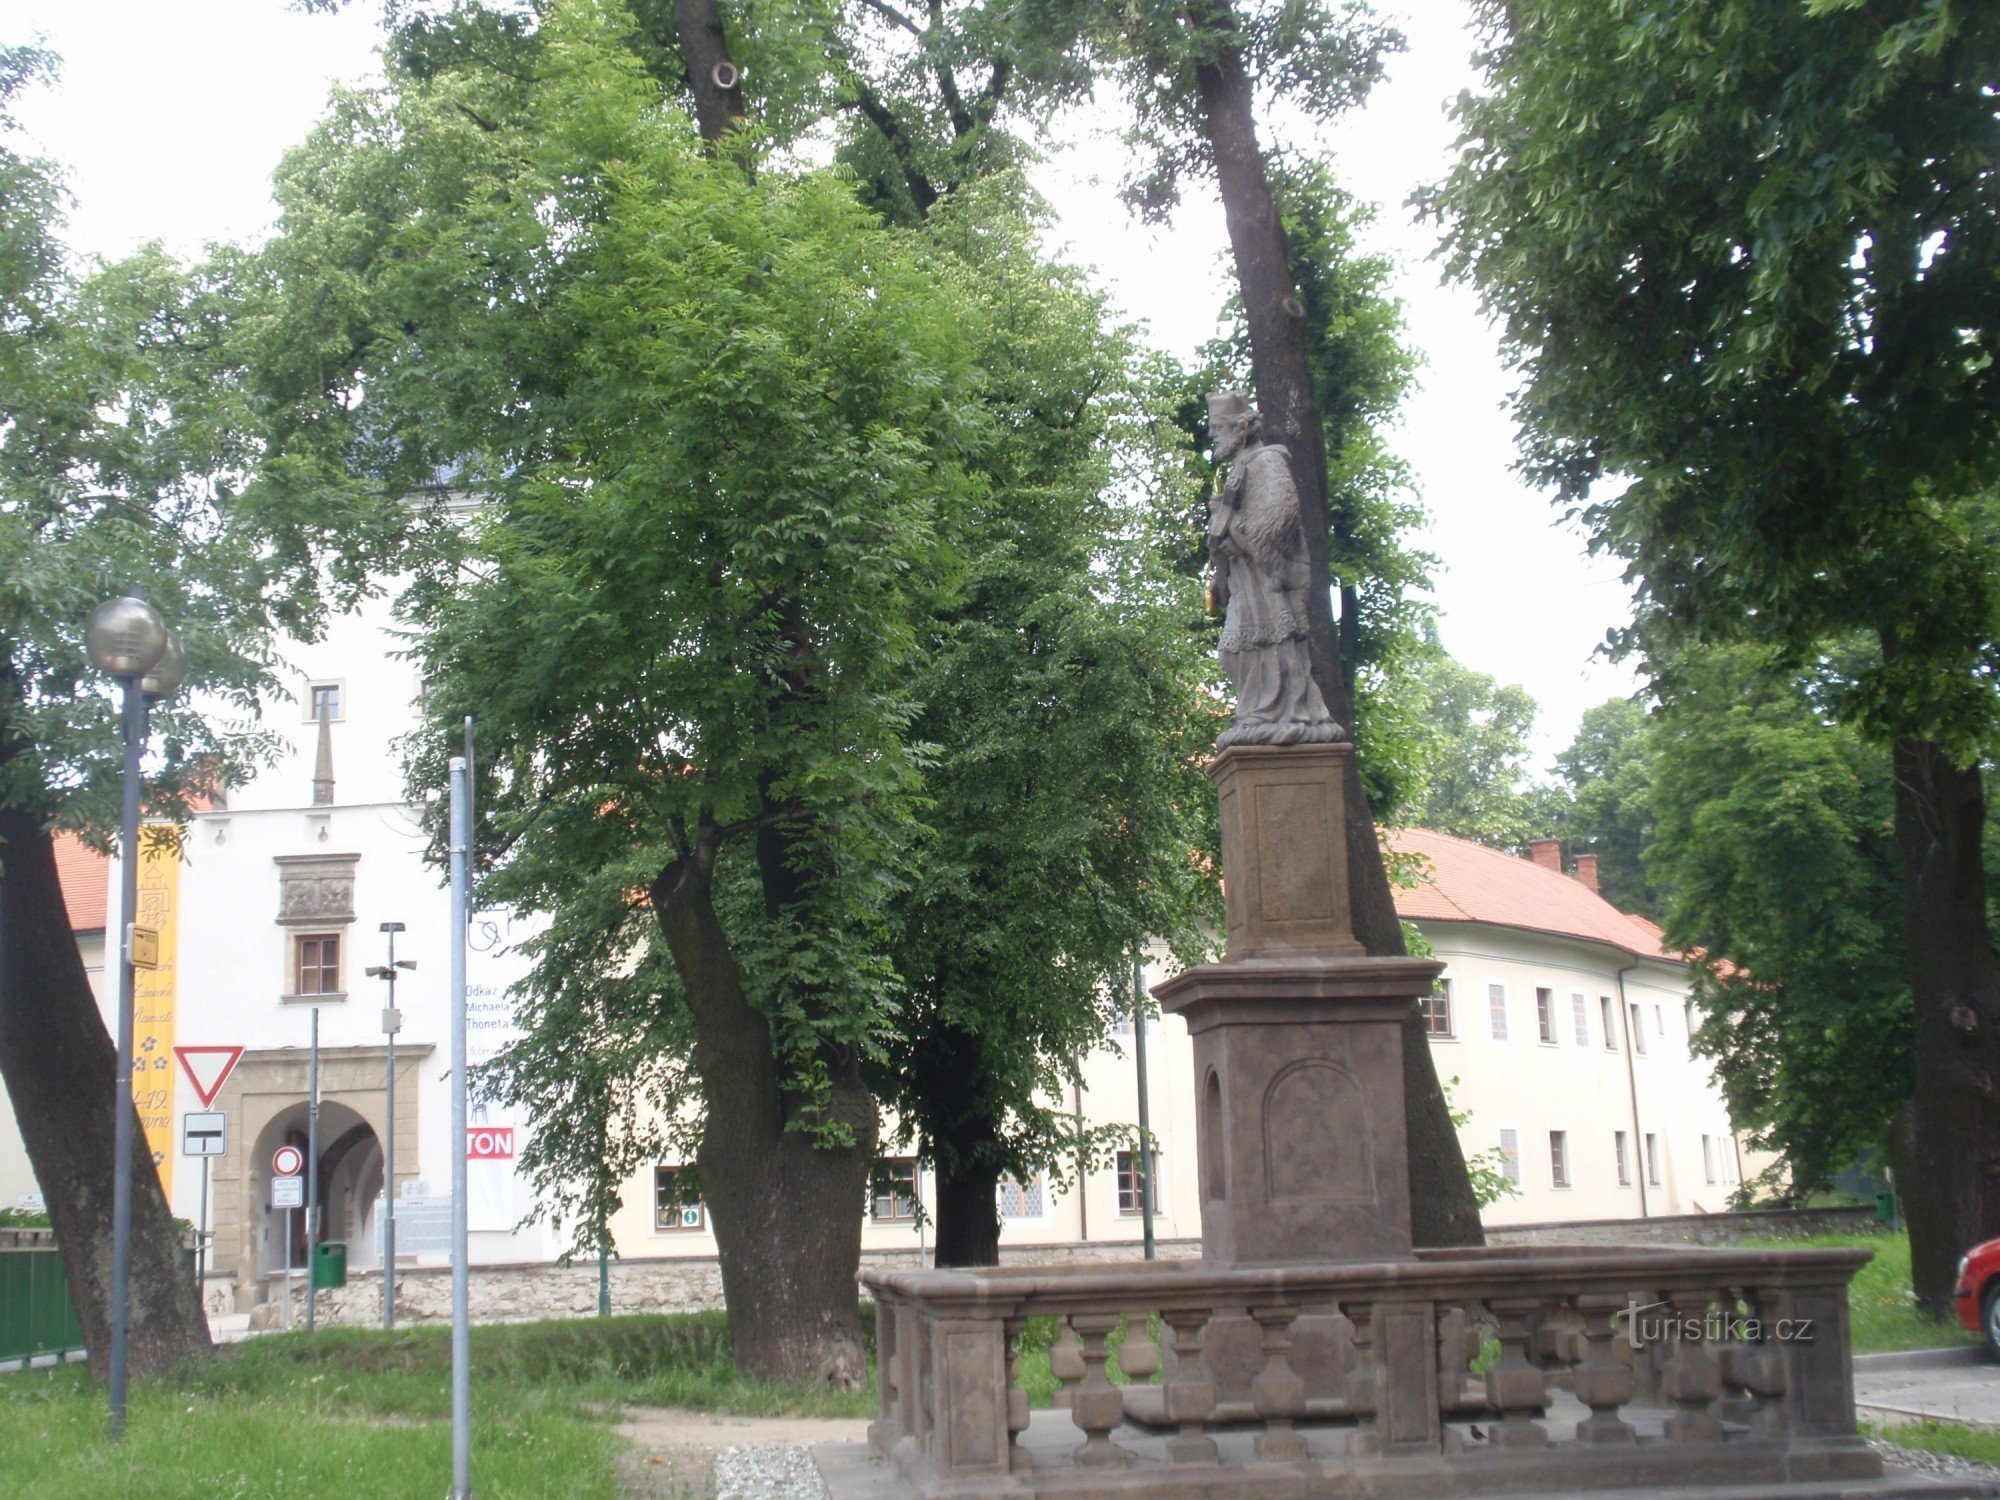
[997,1174,1045,1220]
[1115,1149,1162,1216]
[308,682,343,723]
[1421,979,1454,1038]
[295,933,341,996]
[654,1166,704,1231]
[870,1157,918,1222]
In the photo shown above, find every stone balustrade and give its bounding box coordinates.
[861,1243,1879,1499]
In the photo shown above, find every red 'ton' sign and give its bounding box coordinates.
[466,1127,515,1161]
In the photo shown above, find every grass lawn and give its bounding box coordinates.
[0,1312,872,1499]
[1868,1420,2000,1466]
[1745,1232,1976,1355]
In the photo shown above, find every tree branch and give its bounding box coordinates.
[858,0,923,38]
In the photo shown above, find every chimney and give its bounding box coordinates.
[311,706,335,806]
[1529,838,1562,873]
[1573,852,1600,893]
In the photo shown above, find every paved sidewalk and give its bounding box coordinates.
[1856,1347,2000,1427]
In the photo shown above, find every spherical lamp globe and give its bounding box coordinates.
[84,596,168,678]
[139,629,189,701]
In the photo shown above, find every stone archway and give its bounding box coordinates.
[205,1042,430,1310]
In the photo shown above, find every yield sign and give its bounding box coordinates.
[174,1045,244,1108]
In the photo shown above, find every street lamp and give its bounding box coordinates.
[364,922,415,1330]
[84,594,182,1440]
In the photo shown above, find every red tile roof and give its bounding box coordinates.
[53,833,108,933]
[1386,827,1671,961]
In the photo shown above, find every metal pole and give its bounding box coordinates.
[597,1236,609,1317]
[448,751,473,1499]
[383,928,399,1330]
[108,676,144,1438]
[197,1156,210,1294]
[306,1006,320,1331]
[1131,956,1156,1262]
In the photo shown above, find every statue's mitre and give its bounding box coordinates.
[1207,389,1252,429]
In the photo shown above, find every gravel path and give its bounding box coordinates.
[1873,1437,2000,1488]
[712,1443,831,1499]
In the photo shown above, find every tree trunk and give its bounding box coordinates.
[1188,0,1483,1248]
[932,1152,1003,1268]
[1890,738,2000,1315]
[0,802,209,1379]
[651,849,875,1385]
[673,0,747,146]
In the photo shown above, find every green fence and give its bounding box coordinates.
[0,1229,86,1365]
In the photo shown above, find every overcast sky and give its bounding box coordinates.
[5,0,1640,768]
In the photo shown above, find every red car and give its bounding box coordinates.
[1954,1238,2000,1356]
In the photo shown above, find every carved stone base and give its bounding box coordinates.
[1154,955,1442,1267]
[1212,743,1365,961]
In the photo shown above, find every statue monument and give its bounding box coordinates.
[1205,391,1343,749]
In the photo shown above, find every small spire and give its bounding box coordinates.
[312,706,335,806]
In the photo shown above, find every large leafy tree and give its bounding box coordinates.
[1409,651,1553,853]
[1432,0,2000,1308]
[0,46,399,1376]
[1646,644,1911,1202]
[1550,698,1660,920]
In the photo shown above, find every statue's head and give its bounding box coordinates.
[1208,389,1258,459]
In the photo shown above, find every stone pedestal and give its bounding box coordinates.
[1158,740,1440,1267]
[1213,743,1364,961]
[1156,956,1438,1265]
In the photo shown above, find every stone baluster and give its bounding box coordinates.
[913,1312,936,1456]
[1662,1288,1726,1443]
[1436,1303,1474,1414]
[1119,1314,1162,1385]
[1722,1287,1791,1439]
[869,1296,901,1455]
[1483,1297,1549,1449]
[1161,1308,1219,1465]
[1342,1298,1382,1457]
[1004,1317,1034,1473]
[1250,1303,1310,1462]
[1572,1292,1637,1445]
[1069,1312,1131,1468]
[1049,1320,1085,1409]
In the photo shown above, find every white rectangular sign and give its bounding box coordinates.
[181,1111,227,1158]
[379,1194,454,1257]
[271,1175,304,1209]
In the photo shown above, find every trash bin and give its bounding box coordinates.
[312,1241,347,1290]
[1875,1191,1899,1225]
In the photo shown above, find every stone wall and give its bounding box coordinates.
[251,1206,1881,1328]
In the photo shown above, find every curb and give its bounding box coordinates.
[1855,1346,1987,1374]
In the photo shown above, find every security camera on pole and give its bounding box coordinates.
[84,593,188,1440]
[364,922,414,1329]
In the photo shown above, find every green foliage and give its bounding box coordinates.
[0,46,402,846]
[1551,697,1660,919]
[1649,646,1912,1199]
[1430,0,2000,758]
[1441,1074,1519,1209]
[1407,649,1556,851]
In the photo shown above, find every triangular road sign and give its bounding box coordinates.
[174,1045,244,1108]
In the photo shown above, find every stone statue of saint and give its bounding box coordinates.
[1207,390,1344,749]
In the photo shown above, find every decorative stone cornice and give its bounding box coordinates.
[274,853,359,927]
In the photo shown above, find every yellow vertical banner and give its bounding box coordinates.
[133,828,179,1197]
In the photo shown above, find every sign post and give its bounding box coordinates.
[448,743,473,1500]
[180,1111,227,1292]
[272,1145,304,1330]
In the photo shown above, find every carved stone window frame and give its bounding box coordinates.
[276,854,357,1004]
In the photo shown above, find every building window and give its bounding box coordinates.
[998,1174,1045,1220]
[1702,1135,1717,1185]
[307,681,343,723]
[1536,988,1556,1044]
[1656,1004,1666,1038]
[870,1157,918,1222]
[654,1167,704,1231]
[1550,1130,1571,1188]
[1600,996,1616,1051]
[294,933,341,996]
[1686,1001,1699,1039]
[1422,979,1454,1038]
[1615,1131,1630,1186]
[1498,1128,1520,1186]
[1645,1133,1661,1186]
[1111,1011,1153,1038]
[1116,1149,1162,1216]
[1571,993,1589,1047]
[1488,983,1508,1041]
[1630,1002,1647,1055]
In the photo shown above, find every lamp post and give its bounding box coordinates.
[364,923,414,1329]
[85,594,185,1440]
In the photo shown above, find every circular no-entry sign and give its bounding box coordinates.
[271,1144,304,1178]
